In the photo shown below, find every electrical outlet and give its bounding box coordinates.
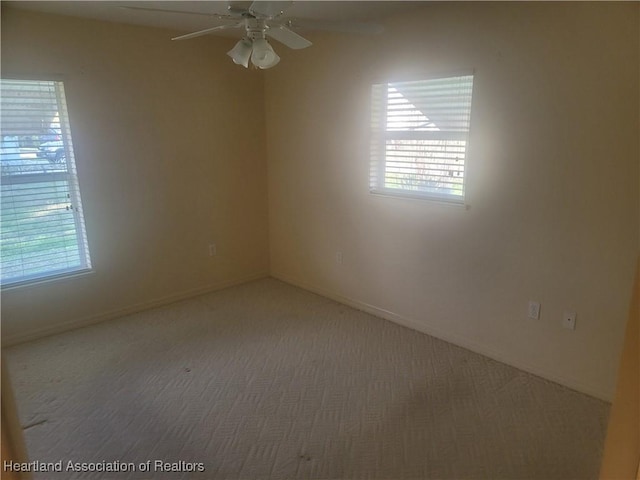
[335,251,343,265]
[562,312,577,330]
[208,243,217,256]
[528,301,540,320]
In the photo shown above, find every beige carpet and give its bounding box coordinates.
[5,278,608,479]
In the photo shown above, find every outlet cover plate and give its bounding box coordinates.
[528,301,540,320]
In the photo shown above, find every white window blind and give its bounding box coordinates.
[370,74,474,202]
[1,79,91,287]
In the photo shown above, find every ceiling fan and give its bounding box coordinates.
[121,1,384,69]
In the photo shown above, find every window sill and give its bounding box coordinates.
[1,268,94,291]
[369,189,469,209]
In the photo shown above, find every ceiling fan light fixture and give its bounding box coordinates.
[227,37,253,68]
[250,38,280,69]
[124,1,385,70]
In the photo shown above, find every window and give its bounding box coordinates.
[1,78,91,287]
[370,74,474,203]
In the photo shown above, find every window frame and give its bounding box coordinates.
[1,76,93,289]
[369,71,475,205]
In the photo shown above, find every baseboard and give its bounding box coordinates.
[271,271,612,402]
[2,271,269,347]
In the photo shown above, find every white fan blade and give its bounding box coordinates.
[266,25,312,50]
[249,1,293,18]
[172,23,242,41]
[287,19,384,35]
[119,5,232,21]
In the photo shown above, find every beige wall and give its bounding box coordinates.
[1,9,270,344]
[265,2,639,400]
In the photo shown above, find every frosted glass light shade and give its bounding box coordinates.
[227,38,253,68]
[250,39,280,69]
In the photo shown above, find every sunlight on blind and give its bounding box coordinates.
[1,79,91,287]
[370,75,474,202]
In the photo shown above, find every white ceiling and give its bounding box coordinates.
[3,1,422,37]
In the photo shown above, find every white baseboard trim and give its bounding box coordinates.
[271,271,612,402]
[3,271,269,347]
